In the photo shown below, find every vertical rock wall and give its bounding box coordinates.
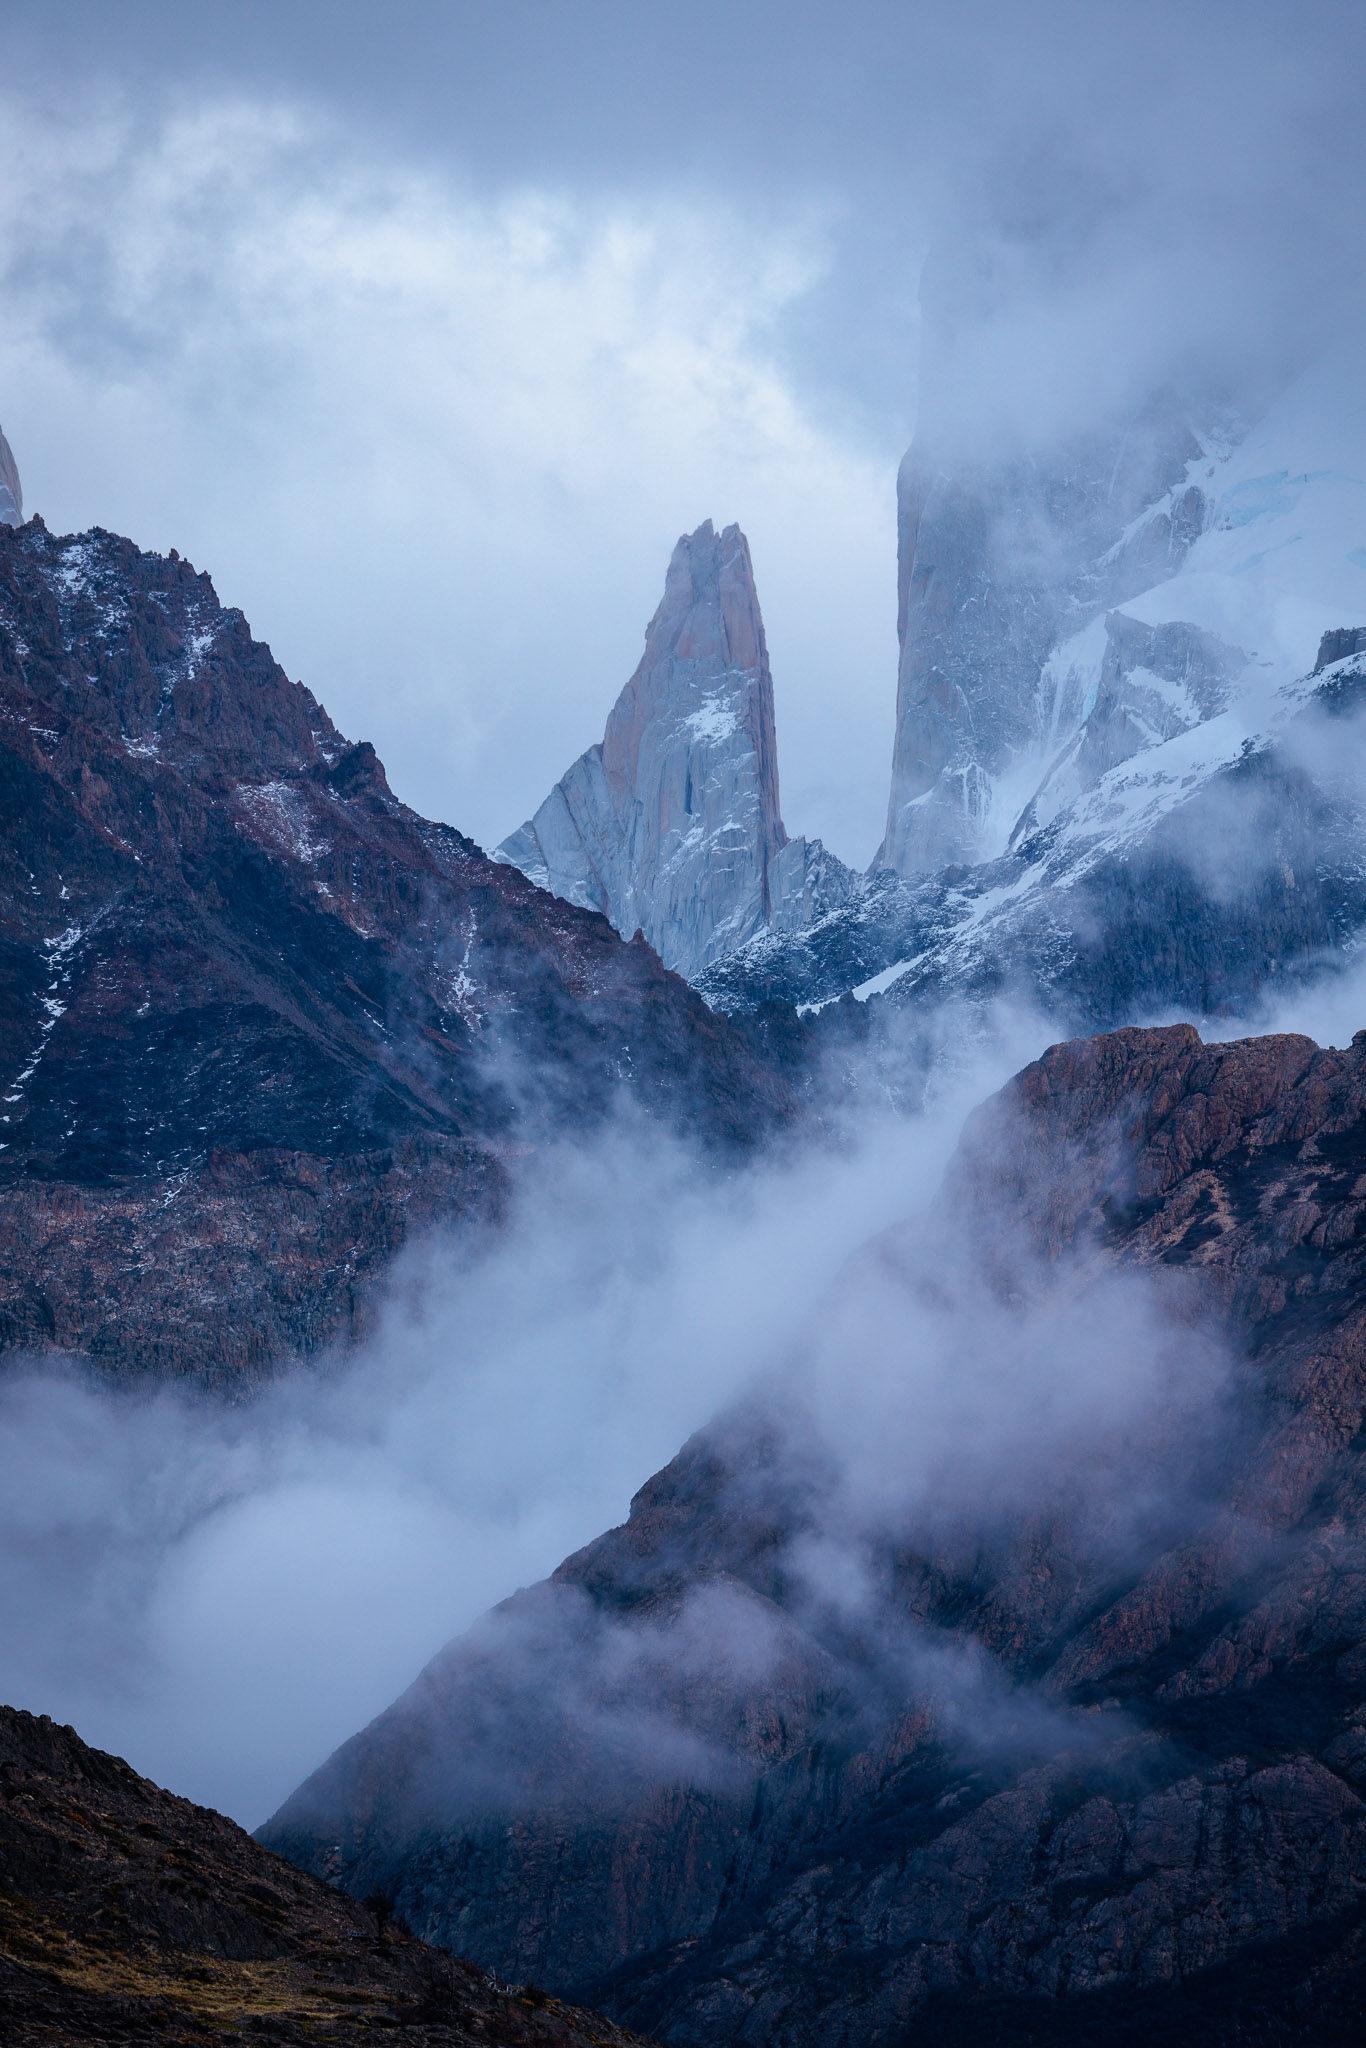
[880,409,1211,877]
[497,520,851,981]
[878,238,1219,880]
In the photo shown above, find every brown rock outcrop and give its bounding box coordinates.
[264,1024,1366,2044]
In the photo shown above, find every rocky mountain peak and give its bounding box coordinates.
[879,395,1217,879]
[496,520,853,982]
[0,421,21,527]
[603,518,782,847]
[0,516,795,1379]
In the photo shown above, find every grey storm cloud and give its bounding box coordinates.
[0,2,1363,865]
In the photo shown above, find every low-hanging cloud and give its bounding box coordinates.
[0,89,898,866]
[256,996,1247,1877]
[0,995,1242,1832]
[0,1026,1025,1828]
[4,7,1364,873]
[3,0,1364,1862]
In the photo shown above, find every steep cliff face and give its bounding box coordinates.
[496,521,852,981]
[264,1021,1366,2046]
[0,517,794,1381]
[876,229,1232,884]
[702,352,1366,1028]
[0,425,20,527]
[881,396,1215,877]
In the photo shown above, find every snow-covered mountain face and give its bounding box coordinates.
[495,519,854,981]
[0,424,20,527]
[699,350,1366,1029]
[1009,350,1366,846]
[497,353,1366,1040]
[881,393,1220,876]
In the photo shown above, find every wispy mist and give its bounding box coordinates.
[2,0,1364,1860]
[0,1014,1034,1825]
[0,992,1245,1828]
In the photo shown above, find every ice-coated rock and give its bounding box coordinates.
[700,347,1366,1025]
[0,422,21,527]
[880,406,1216,877]
[1316,625,1366,671]
[496,519,853,981]
[877,240,1225,879]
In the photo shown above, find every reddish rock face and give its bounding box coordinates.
[263,1023,1366,2045]
[0,518,794,1381]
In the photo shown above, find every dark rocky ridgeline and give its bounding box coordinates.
[262,1023,1366,2046]
[0,517,795,1382]
[0,1703,659,2047]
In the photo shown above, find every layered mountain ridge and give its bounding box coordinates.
[0,514,793,1381]
[495,352,1366,1048]
[8,310,1366,2048]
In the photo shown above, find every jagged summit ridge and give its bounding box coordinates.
[0,421,20,527]
[496,519,852,981]
[0,515,794,1377]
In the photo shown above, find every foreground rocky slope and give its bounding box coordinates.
[0,516,793,1380]
[496,521,852,982]
[0,1704,657,2047]
[265,1022,1366,2045]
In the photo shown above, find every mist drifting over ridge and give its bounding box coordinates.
[0,999,1053,1827]
[4,11,1366,2042]
[4,942,1352,1833]
[258,1007,1366,2038]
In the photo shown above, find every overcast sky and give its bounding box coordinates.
[1,2,1363,864]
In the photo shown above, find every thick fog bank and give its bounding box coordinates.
[0,1011,1044,1826]
[11,958,1351,1829]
